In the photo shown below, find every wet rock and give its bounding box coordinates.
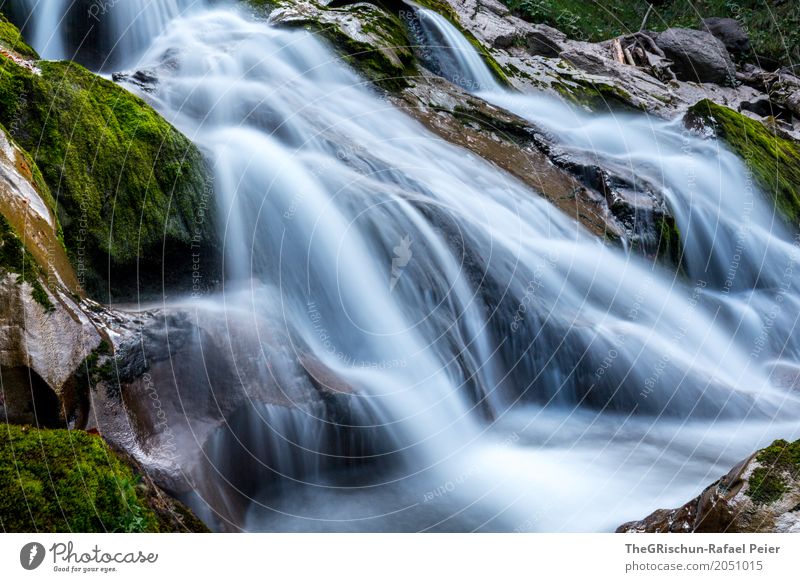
[393,73,625,240]
[111,69,159,93]
[0,125,102,427]
[652,28,736,85]
[618,439,800,533]
[702,17,751,58]
[268,0,415,90]
[685,99,800,222]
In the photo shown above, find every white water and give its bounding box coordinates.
[18,2,800,531]
[17,0,69,59]
[13,0,199,65]
[108,0,198,61]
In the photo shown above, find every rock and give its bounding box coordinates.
[111,68,159,93]
[85,294,374,527]
[618,439,800,533]
[0,275,102,427]
[652,28,736,85]
[524,24,567,57]
[268,0,415,91]
[685,99,800,222]
[0,124,103,428]
[702,17,751,57]
[0,32,219,302]
[393,74,626,241]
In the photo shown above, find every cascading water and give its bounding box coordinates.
[14,0,70,59]
[8,0,199,66]
[413,6,800,386]
[17,1,800,531]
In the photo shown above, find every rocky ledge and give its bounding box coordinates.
[618,439,800,533]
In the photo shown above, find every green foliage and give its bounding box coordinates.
[746,439,800,505]
[505,0,800,66]
[0,13,38,60]
[687,99,800,224]
[507,0,648,42]
[0,214,53,311]
[0,46,210,296]
[0,424,160,532]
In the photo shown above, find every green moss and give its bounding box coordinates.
[745,439,800,505]
[0,214,54,311]
[755,439,800,470]
[655,213,683,271]
[687,100,800,224]
[747,466,786,505]
[0,13,38,60]
[0,49,212,297]
[0,424,161,532]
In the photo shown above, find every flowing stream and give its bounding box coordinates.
[13,1,800,531]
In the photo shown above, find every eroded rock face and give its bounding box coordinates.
[0,126,102,427]
[618,439,800,533]
[652,28,736,86]
[0,276,103,426]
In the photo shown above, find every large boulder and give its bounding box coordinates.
[702,17,751,57]
[0,25,219,302]
[685,99,800,223]
[653,27,736,85]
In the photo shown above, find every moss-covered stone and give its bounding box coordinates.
[551,77,639,113]
[0,424,161,532]
[0,13,37,60]
[687,99,800,225]
[655,213,683,272]
[249,0,417,92]
[0,41,216,300]
[746,439,800,505]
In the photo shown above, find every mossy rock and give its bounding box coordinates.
[745,439,800,505]
[248,0,418,92]
[0,424,207,532]
[686,99,800,225]
[552,77,639,113]
[0,13,37,60]
[0,41,217,300]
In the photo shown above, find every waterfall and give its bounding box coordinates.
[7,0,200,66]
[108,0,200,62]
[18,2,800,531]
[413,6,800,374]
[15,0,69,59]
